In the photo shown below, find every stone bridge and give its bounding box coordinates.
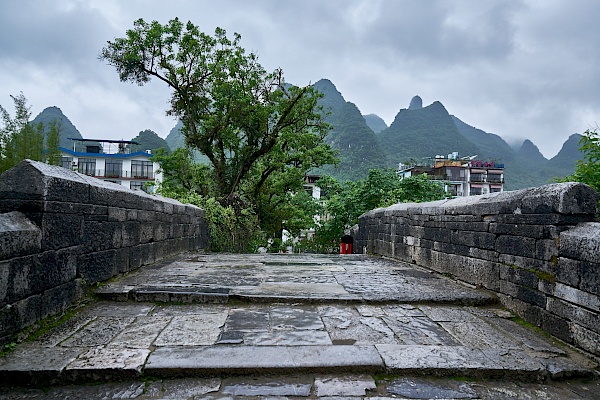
[0,160,599,398]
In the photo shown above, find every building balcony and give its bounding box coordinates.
[487,176,504,183]
[81,169,155,180]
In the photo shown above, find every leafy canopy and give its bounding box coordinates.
[313,170,446,252]
[100,18,333,203]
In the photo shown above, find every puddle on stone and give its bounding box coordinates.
[332,339,356,345]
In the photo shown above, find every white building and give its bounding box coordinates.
[398,152,504,197]
[60,139,162,193]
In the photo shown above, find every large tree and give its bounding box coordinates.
[100,18,333,205]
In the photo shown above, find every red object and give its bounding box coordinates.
[339,243,353,254]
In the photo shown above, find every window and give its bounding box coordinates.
[77,158,96,176]
[488,174,502,183]
[131,160,153,179]
[105,159,122,178]
[61,157,73,170]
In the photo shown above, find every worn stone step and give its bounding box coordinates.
[3,374,600,399]
[0,344,595,387]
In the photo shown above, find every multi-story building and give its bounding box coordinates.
[398,152,504,197]
[60,138,162,193]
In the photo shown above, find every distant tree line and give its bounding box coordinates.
[0,93,61,174]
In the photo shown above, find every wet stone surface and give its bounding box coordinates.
[386,377,479,399]
[0,253,597,393]
[95,253,495,305]
[2,375,600,399]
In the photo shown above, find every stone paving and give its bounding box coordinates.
[0,253,599,399]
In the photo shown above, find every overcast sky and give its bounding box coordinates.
[1,0,598,158]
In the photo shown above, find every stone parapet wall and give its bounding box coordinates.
[353,183,600,356]
[0,160,209,343]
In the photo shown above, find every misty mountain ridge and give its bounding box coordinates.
[32,79,582,191]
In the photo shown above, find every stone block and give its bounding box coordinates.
[139,243,156,266]
[546,297,598,332]
[541,310,573,344]
[0,303,19,338]
[0,212,41,260]
[140,223,154,244]
[499,264,538,288]
[536,239,559,261]
[107,207,127,222]
[77,250,116,284]
[571,322,600,356]
[40,280,78,319]
[0,160,90,203]
[559,222,600,263]
[498,254,553,275]
[466,258,501,291]
[41,213,83,251]
[122,221,141,247]
[0,261,8,305]
[115,247,131,274]
[489,223,546,239]
[129,245,143,270]
[88,179,137,208]
[495,236,536,258]
[30,249,77,295]
[553,283,599,312]
[468,247,499,262]
[499,280,546,308]
[82,221,122,251]
[497,293,543,327]
[490,213,591,226]
[13,294,42,333]
[519,182,598,215]
[450,230,496,249]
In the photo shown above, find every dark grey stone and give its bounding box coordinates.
[77,250,116,284]
[222,376,312,397]
[41,213,83,251]
[0,212,41,260]
[499,280,546,308]
[559,222,600,263]
[496,235,536,258]
[386,377,478,399]
[225,308,270,332]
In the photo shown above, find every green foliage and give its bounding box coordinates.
[315,170,446,252]
[568,129,600,193]
[559,129,600,211]
[101,18,333,202]
[160,188,263,253]
[103,18,336,250]
[0,93,45,173]
[152,147,215,197]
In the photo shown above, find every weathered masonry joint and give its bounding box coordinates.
[353,183,600,357]
[0,160,209,344]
